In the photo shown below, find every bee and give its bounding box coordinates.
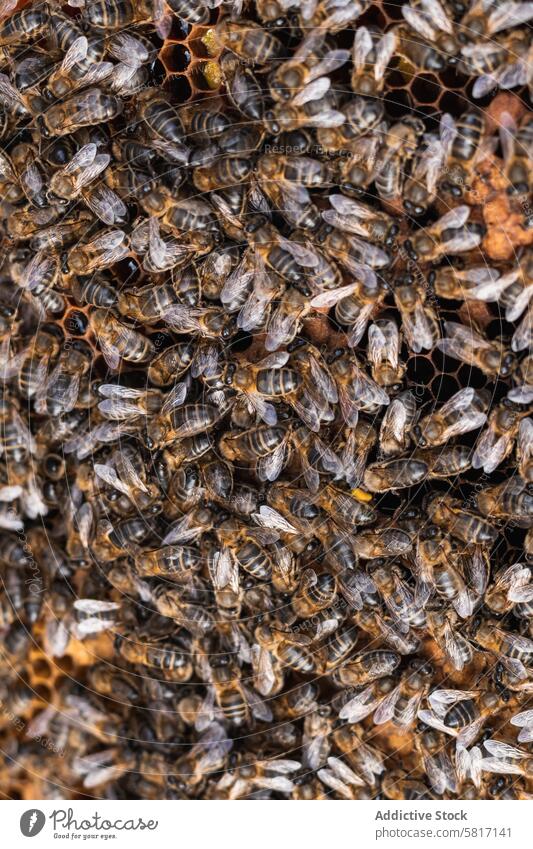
[363,457,428,493]
[426,609,475,672]
[395,0,460,70]
[265,91,345,135]
[335,650,402,687]
[366,319,405,388]
[0,5,47,46]
[147,401,229,451]
[65,230,130,277]
[17,325,63,401]
[459,0,533,40]
[440,111,487,197]
[115,632,193,681]
[480,740,533,782]
[316,97,384,153]
[418,444,472,478]
[192,155,253,194]
[34,343,92,418]
[378,391,418,458]
[413,387,489,447]
[216,19,283,66]
[219,423,288,471]
[499,112,533,197]
[478,476,533,526]
[352,527,413,559]
[337,130,383,198]
[222,351,300,426]
[313,482,376,529]
[255,624,326,675]
[403,124,450,216]
[48,143,126,226]
[327,348,389,427]
[291,569,337,618]
[269,28,349,106]
[374,117,425,205]
[40,88,123,137]
[351,26,396,96]
[90,308,154,370]
[220,53,264,122]
[209,661,256,727]
[438,321,515,379]
[409,205,484,262]
[427,495,498,546]
[71,274,118,309]
[472,401,528,473]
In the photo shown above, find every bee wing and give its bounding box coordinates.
[243,685,273,723]
[291,76,331,106]
[344,236,390,269]
[347,302,377,348]
[484,740,526,759]
[107,32,151,67]
[435,204,471,231]
[373,685,401,725]
[85,185,127,226]
[251,644,277,696]
[44,617,71,659]
[76,502,93,548]
[472,428,513,473]
[425,752,456,795]
[304,109,346,128]
[257,352,290,369]
[60,35,88,72]
[497,61,529,90]
[0,150,16,182]
[119,454,149,494]
[505,278,533,322]
[304,734,330,770]
[310,283,358,308]
[98,386,145,404]
[307,49,350,81]
[162,516,203,545]
[160,381,187,414]
[94,463,132,496]
[253,505,297,534]
[488,1,533,33]
[466,546,489,596]
[511,709,533,729]
[0,72,27,112]
[512,308,533,352]
[245,391,278,427]
[257,439,287,482]
[62,143,98,175]
[374,31,396,81]
[479,758,523,775]
[518,416,533,470]
[327,757,365,787]
[220,257,255,307]
[165,304,203,333]
[352,367,390,407]
[337,385,360,429]
[213,547,239,593]
[352,26,373,68]
[74,599,120,614]
[265,305,302,352]
[339,685,381,722]
[443,231,482,253]
[444,621,467,671]
[402,5,437,38]
[421,0,454,32]
[417,708,456,736]
[279,238,320,268]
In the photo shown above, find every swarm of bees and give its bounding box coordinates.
[0,0,533,802]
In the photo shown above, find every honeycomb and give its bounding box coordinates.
[0,0,532,804]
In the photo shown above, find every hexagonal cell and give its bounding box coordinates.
[160,43,192,73]
[165,73,193,102]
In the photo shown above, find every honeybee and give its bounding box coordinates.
[438,321,515,380]
[440,111,487,197]
[48,143,126,226]
[269,28,349,106]
[34,343,92,418]
[363,457,428,493]
[265,92,345,135]
[418,444,473,478]
[427,495,498,545]
[115,632,193,680]
[40,88,123,137]
[327,348,389,427]
[472,401,528,473]
[378,390,418,458]
[366,319,405,388]
[393,280,440,354]
[66,230,130,276]
[222,351,300,427]
[499,112,533,196]
[291,568,337,618]
[426,609,475,672]
[255,624,326,675]
[316,97,384,153]
[216,19,283,65]
[335,650,402,687]
[210,659,272,727]
[337,130,383,197]
[413,387,489,447]
[351,26,396,96]
[409,205,484,262]
[220,424,288,479]
[459,0,533,39]
[373,117,425,205]
[90,308,154,370]
[16,325,62,400]
[352,527,413,559]
[0,4,47,46]
[147,401,230,451]
[220,53,264,122]
[480,740,533,782]
[477,476,533,525]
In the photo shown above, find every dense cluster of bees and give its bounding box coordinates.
[0,0,533,801]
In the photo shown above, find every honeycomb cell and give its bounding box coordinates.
[160,43,191,73]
